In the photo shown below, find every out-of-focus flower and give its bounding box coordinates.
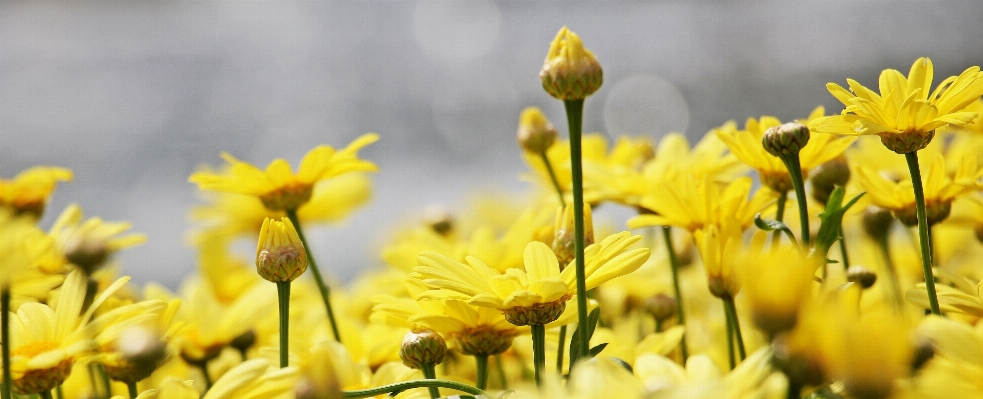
[813,57,983,154]
[0,166,73,218]
[412,232,648,326]
[907,268,983,317]
[517,107,559,154]
[131,378,199,399]
[540,26,603,101]
[189,133,378,212]
[628,175,775,233]
[739,246,816,335]
[5,270,129,395]
[854,152,981,226]
[202,358,298,399]
[0,209,65,301]
[48,203,146,274]
[715,107,855,193]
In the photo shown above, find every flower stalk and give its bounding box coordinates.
[277,281,290,368]
[531,324,547,386]
[285,210,342,341]
[772,191,787,246]
[662,226,689,362]
[723,297,746,364]
[563,98,591,364]
[420,363,440,399]
[474,354,488,391]
[904,152,941,315]
[341,379,487,398]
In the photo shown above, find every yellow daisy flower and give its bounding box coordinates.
[813,57,983,154]
[411,232,649,326]
[906,268,983,317]
[188,133,379,212]
[715,107,856,193]
[627,175,775,233]
[202,358,298,399]
[47,204,147,274]
[130,378,199,399]
[191,172,372,239]
[5,269,129,395]
[0,209,64,301]
[854,152,982,226]
[916,315,983,395]
[0,166,73,218]
[585,130,745,207]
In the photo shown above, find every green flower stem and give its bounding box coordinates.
[772,191,788,246]
[197,363,213,390]
[781,155,810,247]
[555,325,567,373]
[838,226,851,270]
[661,226,689,362]
[420,363,440,399]
[285,210,342,342]
[904,152,941,315]
[495,355,508,389]
[723,297,746,361]
[563,99,590,362]
[128,382,138,399]
[531,324,546,386]
[40,392,53,399]
[540,151,566,207]
[2,288,11,399]
[276,281,291,368]
[89,364,111,399]
[876,236,903,307]
[723,300,735,370]
[342,379,488,399]
[654,317,663,333]
[475,354,488,391]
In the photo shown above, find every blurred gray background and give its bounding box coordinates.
[3,1,982,286]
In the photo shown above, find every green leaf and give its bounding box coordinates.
[569,308,603,365]
[588,342,608,357]
[754,213,799,247]
[812,187,864,261]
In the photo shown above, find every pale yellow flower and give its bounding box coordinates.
[0,166,73,218]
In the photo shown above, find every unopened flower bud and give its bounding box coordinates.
[104,326,168,384]
[256,217,308,283]
[861,206,894,241]
[810,155,851,205]
[846,266,877,289]
[644,293,677,323]
[540,27,603,101]
[552,204,594,269]
[517,107,558,154]
[422,204,454,237]
[399,329,447,369]
[763,122,811,159]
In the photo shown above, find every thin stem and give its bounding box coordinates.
[2,289,11,399]
[772,191,788,246]
[39,392,53,399]
[877,237,903,307]
[197,363,213,390]
[661,226,689,362]
[128,382,138,399]
[838,226,851,270]
[723,297,746,360]
[563,99,590,361]
[782,156,810,247]
[420,363,440,399]
[540,151,566,207]
[474,355,488,391]
[531,324,546,386]
[342,379,488,399]
[904,152,941,315]
[88,364,111,399]
[276,281,291,368]
[723,300,735,370]
[555,325,566,373]
[494,355,508,389]
[654,317,663,333]
[285,210,342,342]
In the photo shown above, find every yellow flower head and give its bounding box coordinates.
[739,245,816,335]
[628,175,775,233]
[855,152,981,226]
[133,379,199,399]
[715,108,856,193]
[0,166,73,219]
[48,204,147,274]
[0,209,63,294]
[189,133,379,211]
[411,232,649,325]
[256,217,308,283]
[5,270,129,395]
[692,220,744,299]
[814,57,983,154]
[540,26,603,101]
[203,358,298,399]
